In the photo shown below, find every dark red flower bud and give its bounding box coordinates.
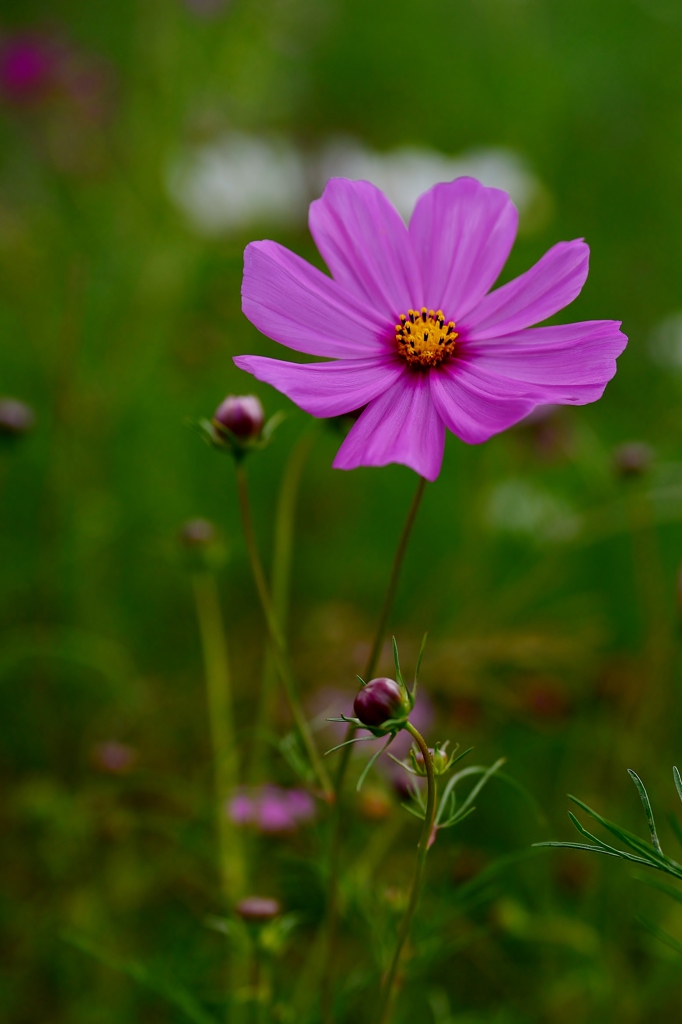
[0,397,35,437]
[353,677,410,728]
[236,896,281,922]
[214,394,264,439]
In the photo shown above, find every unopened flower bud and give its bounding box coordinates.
[214,394,264,440]
[353,677,410,728]
[236,896,281,922]
[179,518,216,547]
[0,397,35,437]
[613,442,653,479]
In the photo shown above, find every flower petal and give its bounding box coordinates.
[233,354,406,417]
[242,240,393,358]
[462,240,590,341]
[463,320,627,403]
[409,177,518,321]
[430,362,535,444]
[308,178,422,315]
[333,372,445,481]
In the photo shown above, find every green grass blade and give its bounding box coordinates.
[634,872,682,905]
[637,916,682,956]
[674,767,682,804]
[568,795,674,867]
[533,841,623,858]
[566,811,659,868]
[63,932,219,1024]
[356,734,394,792]
[669,813,682,851]
[628,769,663,853]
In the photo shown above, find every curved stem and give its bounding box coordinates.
[250,429,316,784]
[321,474,427,1022]
[377,721,436,1024]
[235,462,331,796]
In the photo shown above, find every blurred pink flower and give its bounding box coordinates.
[92,740,137,775]
[226,785,316,833]
[235,177,627,481]
[0,33,60,102]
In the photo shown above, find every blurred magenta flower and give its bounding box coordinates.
[0,397,35,437]
[227,785,316,833]
[0,33,60,103]
[235,177,627,480]
[92,740,137,774]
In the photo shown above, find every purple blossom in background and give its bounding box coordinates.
[0,28,114,128]
[227,785,316,833]
[92,740,137,774]
[235,177,627,480]
[0,32,60,102]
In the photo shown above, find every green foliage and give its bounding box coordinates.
[2,0,682,1021]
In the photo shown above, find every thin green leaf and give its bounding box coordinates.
[444,758,506,827]
[568,796,676,869]
[436,765,491,825]
[494,770,547,826]
[356,734,394,792]
[63,932,219,1024]
[674,767,682,804]
[566,811,659,869]
[669,813,682,851]
[634,872,682,906]
[533,841,623,859]
[446,746,475,772]
[392,636,403,687]
[638,916,682,956]
[412,632,428,698]
[628,769,663,853]
[324,736,375,757]
[439,805,477,829]
[401,800,426,821]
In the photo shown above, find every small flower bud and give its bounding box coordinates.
[236,896,281,922]
[214,394,264,440]
[613,442,653,479]
[179,518,216,547]
[0,397,35,437]
[414,746,449,774]
[353,677,410,728]
[91,740,137,775]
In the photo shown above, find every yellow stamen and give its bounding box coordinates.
[395,308,458,368]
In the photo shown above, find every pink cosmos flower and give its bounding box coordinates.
[226,785,316,833]
[234,177,627,481]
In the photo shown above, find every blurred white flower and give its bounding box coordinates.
[648,312,682,370]
[167,131,308,235]
[315,138,542,222]
[167,131,544,236]
[486,479,577,543]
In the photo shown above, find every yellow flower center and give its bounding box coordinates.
[395,308,459,368]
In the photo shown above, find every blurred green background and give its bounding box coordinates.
[2,0,682,1021]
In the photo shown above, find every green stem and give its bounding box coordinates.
[235,462,332,796]
[377,722,436,1024]
[192,572,245,900]
[321,474,427,1022]
[250,429,316,784]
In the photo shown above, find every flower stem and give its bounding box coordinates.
[321,474,427,1022]
[235,462,332,796]
[249,428,316,784]
[192,571,245,900]
[377,721,437,1024]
